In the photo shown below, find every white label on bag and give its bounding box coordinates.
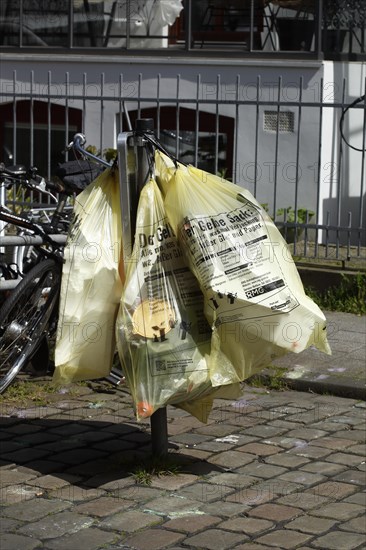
[179,200,300,319]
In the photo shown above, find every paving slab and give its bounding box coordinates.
[311,530,366,550]
[0,324,365,550]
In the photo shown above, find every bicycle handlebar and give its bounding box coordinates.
[0,163,61,202]
[1,133,111,198]
[0,164,28,179]
[67,133,112,168]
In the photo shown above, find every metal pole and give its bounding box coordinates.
[135,118,153,194]
[117,118,169,458]
[185,0,192,51]
[117,130,135,258]
[315,0,323,59]
[151,407,168,457]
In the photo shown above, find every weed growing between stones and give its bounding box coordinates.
[305,273,366,315]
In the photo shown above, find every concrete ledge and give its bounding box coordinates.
[253,370,366,401]
[298,266,364,293]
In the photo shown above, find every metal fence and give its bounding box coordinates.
[1,0,365,60]
[1,71,365,266]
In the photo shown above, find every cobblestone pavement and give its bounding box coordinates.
[1,380,365,550]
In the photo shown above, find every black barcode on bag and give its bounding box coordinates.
[155,360,166,372]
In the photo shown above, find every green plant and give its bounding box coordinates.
[216,168,232,181]
[104,148,117,163]
[130,457,181,486]
[0,380,89,405]
[85,144,99,156]
[247,366,289,391]
[85,145,117,164]
[6,186,31,216]
[260,204,314,241]
[261,204,314,221]
[0,380,59,405]
[276,206,314,224]
[305,272,366,315]
[267,367,289,390]
[276,206,314,242]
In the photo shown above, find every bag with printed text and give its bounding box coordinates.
[54,167,123,384]
[155,151,331,388]
[115,177,241,422]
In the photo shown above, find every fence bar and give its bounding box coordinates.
[194,75,200,167]
[358,84,366,254]
[12,71,17,165]
[293,76,303,256]
[175,75,180,160]
[2,1,365,58]
[272,76,281,219]
[336,79,347,258]
[184,0,192,51]
[214,75,220,175]
[1,70,365,262]
[253,75,260,195]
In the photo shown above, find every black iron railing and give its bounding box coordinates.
[1,69,365,262]
[0,1,365,60]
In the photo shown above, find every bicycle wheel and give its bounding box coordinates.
[0,259,61,393]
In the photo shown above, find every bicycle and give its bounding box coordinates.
[1,165,68,293]
[0,135,108,393]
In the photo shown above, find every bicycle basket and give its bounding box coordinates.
[56,160,104,192]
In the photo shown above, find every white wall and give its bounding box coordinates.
[320,60,366,243]
[1,54,364,244]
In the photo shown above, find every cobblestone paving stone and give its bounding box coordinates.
[1,381,365,550]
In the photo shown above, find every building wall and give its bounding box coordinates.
[0,54,365,245]
[320,61,366,233]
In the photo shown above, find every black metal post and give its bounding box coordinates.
[151,407,169,457]
[185,0,192,51]
[117,118,169,458]
[315,0,323,59]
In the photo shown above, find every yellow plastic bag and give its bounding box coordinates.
[156,152,331,387]
[116,178,240,421]
[54,167,123,384]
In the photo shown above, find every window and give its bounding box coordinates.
[0,100,82,175]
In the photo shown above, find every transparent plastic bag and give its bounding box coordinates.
[54,167,123,384]
[116,178,240,421]
[155,152,331,387]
